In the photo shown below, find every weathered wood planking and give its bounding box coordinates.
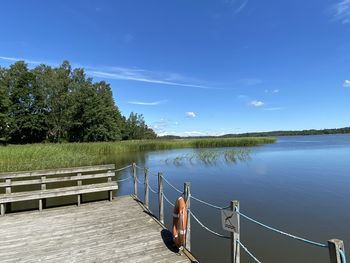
[0,195,193,263]
[0,165,117,215]
[0,164,115,179]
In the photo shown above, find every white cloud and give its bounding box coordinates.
[185,112,196,118]
[272,89,279,93]
[128,100,167,106]
[183,131,205,136]
[250,100,265,107]
[343,79,350,87]
[332,0,350,24]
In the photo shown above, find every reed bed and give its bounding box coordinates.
[0,137,275,172]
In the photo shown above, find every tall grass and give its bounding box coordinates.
[0,137,275,172]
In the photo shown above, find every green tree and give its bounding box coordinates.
[0,67,10,142]
[126,112,157,140]
[5,62,47,143]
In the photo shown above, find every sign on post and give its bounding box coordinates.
[221,209,239,233]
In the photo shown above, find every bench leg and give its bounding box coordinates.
[77,194,82,206]
[39,199,43,211]
[109,190,113,201]
[1,204,5,216]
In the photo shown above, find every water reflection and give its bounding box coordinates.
[164,149,251,166]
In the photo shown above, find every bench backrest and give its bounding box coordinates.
[0,164,116,194]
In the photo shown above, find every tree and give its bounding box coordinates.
[0,60,156,144]
[125,112,157,140]
[5,62,47,143]
[0,67,10,142]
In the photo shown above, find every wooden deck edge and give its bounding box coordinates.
[130,194,200,263]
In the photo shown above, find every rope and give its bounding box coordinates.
[190,194,231,210]
[190,210,230,239]
[147,184,158,194]
[115,164,132,172]
[236,209,328,248]
[237,240,262,263]
[134,164,145,170]
[161,176,183,194]
[116,176,133,183]
[163,193,175,207]
[340,249,347,263]
[133,175,143,184]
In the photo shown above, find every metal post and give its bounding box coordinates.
[328,239,345,263]
[158,172,164,224]
[132,163,138,197]
[231,200,240,263]
[144,168,149,209]
[184,182,191,251]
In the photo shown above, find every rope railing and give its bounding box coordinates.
[235,209,328,248]
[118,163,346,263]
[147,184,158,194]
[163,192,175,207]
[190,194,230,210]
[190,209,230,239]
[115,164,133,172]
[161,176,183,194]
[237,240,262,263]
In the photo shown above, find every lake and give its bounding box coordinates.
[116,134,350,263]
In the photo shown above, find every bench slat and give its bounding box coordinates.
[0,172,116,188]
[0,182,118,203]
[0,164,116,179]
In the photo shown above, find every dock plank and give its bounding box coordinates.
[0,196,193,263]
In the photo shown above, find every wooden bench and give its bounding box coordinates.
[0,164,118,216]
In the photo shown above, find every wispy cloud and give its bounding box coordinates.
[0,56,44,65]
[0,55,214,90]
[272,89,279,93]
[90,70,212,89]
[128,100,167,106]
[343,79,350,87]
[250,100,265,107]
[224,0,249,13]
[185,112,196,118]
[235,0,248,13]
[332,0,350,24]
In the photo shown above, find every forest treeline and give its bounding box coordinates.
[159,127,350,139]
[0,61,156,144]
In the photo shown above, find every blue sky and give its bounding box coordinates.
[1,0,350,136]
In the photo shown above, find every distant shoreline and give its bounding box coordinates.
[160,127,350,139]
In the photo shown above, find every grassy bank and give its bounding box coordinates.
[0,137,275,172]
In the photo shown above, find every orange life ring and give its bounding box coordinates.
[172,196,188,248]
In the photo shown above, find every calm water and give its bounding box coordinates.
[116,135,350,263]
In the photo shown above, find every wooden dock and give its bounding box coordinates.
[0,196,194,263]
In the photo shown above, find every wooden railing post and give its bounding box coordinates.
[328,239,345,263]
[158,172,164,224]
[132,163,138,197]
[39,176,46,211]
[77,173,82,206]
[144,168,149,209]
[184,182,191,251]
[231,200,240,263]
